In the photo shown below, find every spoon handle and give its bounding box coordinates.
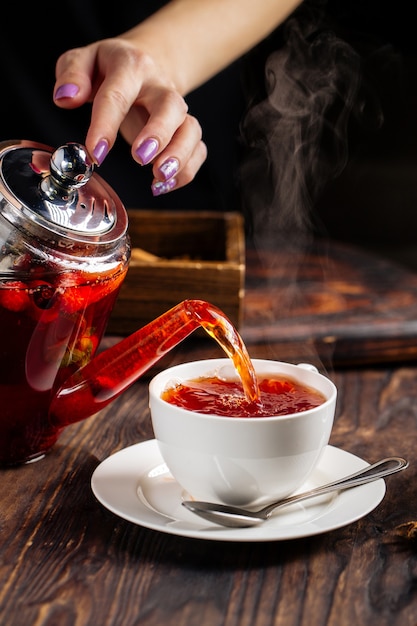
[260,456,408,518]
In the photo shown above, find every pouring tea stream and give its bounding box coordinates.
[0,140,259,466]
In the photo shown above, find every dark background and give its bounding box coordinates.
[2,1,416,263]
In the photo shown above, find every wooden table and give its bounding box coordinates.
[1,241,417,626]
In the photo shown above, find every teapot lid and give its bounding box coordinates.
[0,139,128,244]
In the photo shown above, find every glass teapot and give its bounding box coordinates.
[0,140,255,466]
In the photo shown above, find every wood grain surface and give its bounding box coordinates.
[0,347,416,626]
[1,243,417,626]
[242,240,417,366]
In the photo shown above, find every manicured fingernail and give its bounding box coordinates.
[158,157,179,181]
[135,138,159,165]
[93,139,109,166]
[152,178,177,196]
[54,83,79,100]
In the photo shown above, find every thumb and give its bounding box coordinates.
[53,45,97,109]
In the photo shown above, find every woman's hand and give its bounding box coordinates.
[54,38,207,196]
[53,0,302,195]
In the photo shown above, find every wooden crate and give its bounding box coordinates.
[107,209,245,335]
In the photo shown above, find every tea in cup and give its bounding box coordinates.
[149,358,337,506]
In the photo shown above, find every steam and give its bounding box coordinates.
[238,2,388,364]
[240,3,383,251]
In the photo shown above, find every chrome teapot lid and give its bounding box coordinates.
[0,139,128,245]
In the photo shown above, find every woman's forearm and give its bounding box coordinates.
[122,0,303,94]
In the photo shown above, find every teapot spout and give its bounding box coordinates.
[48,299,259,428]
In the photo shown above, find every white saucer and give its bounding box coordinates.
[91,440,386,542]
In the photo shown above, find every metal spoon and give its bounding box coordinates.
[182,456,408,528]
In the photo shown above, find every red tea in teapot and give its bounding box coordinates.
[0,139,133,465]
[161,375,326,417]
[0,263,127,463]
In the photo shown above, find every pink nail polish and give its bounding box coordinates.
[158,158,179,181]
[93,140,109,166]
[54,83,79,100]
[152,178,177,196]
[135,138,159,165]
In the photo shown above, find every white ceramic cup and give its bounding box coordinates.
[148,358,337,506]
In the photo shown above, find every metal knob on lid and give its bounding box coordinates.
[41,142,94,197]
[0,139,128,244]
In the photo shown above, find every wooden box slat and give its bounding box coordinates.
[107,210,245,334]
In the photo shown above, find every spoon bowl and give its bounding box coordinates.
[182,457,408,528]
